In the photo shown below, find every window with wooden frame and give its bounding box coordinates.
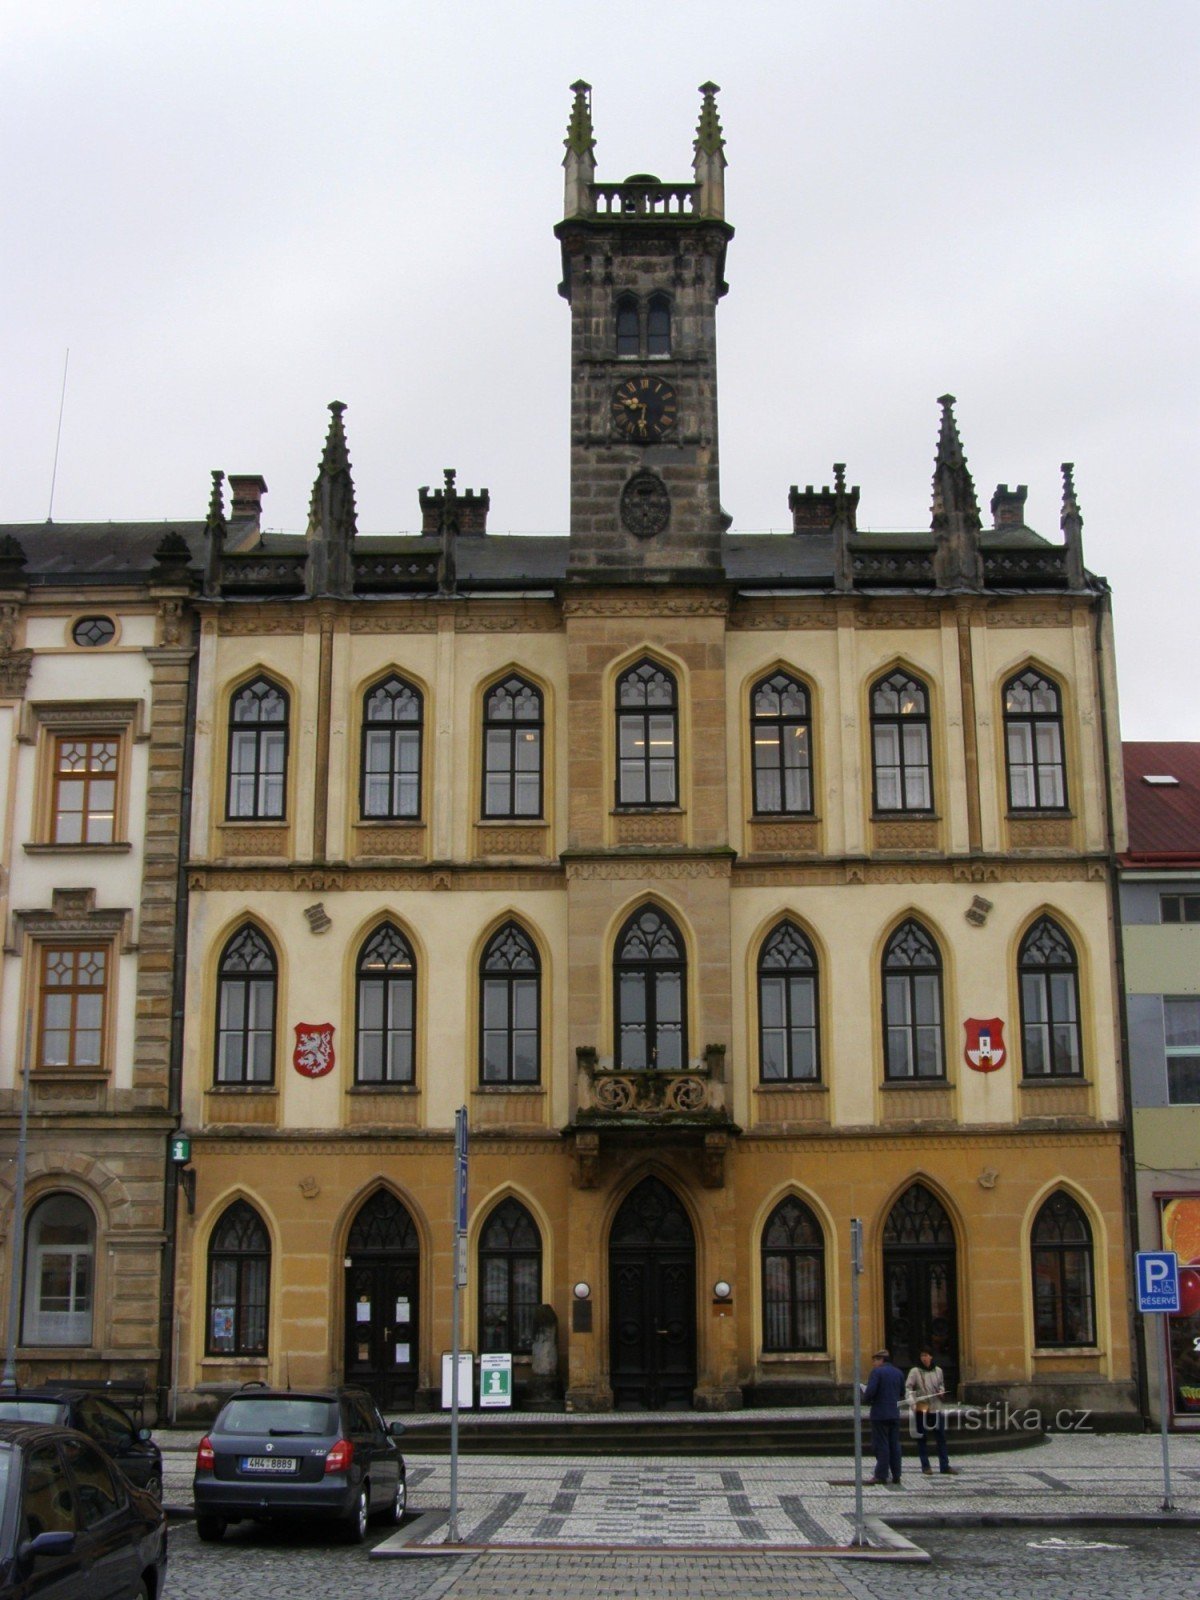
[1004,669,1068,811]
[50,736,119,844]
[1031,1192,1096,1347]
[614,904,686,1070]
[758,920,820,1082]
[226,677,289,820]
[761,1196,826,1352]
[882,919,945,1080]
[478,1198,541,1356]
[355,923,416,1084]
[206,1199,270,1356]
[480,922,540,1084]
[616,659,679,808]
[37,945,107,1070]
[214,925,277,1085]
[751,671,813,815]
[361,675,423,820]
[1018,916,1083,1078]
[870,670,933,813]
[482,675,543,818]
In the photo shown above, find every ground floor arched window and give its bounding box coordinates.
[1031,1191,1096,1347]
[22,1193,95,1346]
[761,1196,825,1351]
[478,1198,541,1355]
[206,1199,270,1355]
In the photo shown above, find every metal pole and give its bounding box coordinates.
[1158,1314,1176,1511]
[2,1013,34,1391]
[850,1217,865,1546]
[448,1106,467,1543]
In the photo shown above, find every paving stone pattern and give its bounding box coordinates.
[162,1432,1200,1552]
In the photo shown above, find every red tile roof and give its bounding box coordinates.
[1122,742,1200,865]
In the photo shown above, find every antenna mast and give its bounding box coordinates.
[46,348,70,522]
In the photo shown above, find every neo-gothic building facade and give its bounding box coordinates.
[1,85,1136,1420]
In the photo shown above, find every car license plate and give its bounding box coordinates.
[240,1456,298,1473]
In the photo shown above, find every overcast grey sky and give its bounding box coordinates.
[3,1,1196,738]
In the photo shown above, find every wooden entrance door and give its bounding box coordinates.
[343,1191,419,1409]
[882,1182,959,1397]
[609,1177,696,1409]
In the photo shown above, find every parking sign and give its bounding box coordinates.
[1135,1251,1180,1313]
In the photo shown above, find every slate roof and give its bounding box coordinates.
[1122,742,1200,865]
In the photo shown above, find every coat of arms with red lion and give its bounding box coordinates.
[293,1022,335,1078]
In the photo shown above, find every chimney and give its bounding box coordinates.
[226,474,268,551]
[990,483,1028,531]
[419,484,490,536]
[788,478,858,535]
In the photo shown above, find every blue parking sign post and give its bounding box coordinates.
[1135,1251,1180,1512]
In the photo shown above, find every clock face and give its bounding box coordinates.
[611,376,678,442]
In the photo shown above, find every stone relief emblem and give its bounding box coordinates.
[620,470,671,538]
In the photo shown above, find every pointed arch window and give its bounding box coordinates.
[871,671,932,813]
[206,1200,270,1356]
[762,1197,826,1352]
[758,920,819,1081]
[1019,916,1082,1077]
[882,919,944,1079]
[615,294,640,358]
[1031,1192,1095,1347]
[482,674,543,818]
[21,1194,95,1346]
[616,659,678,807]
[227,677,288,820]
[361,675,423,819]
[751,671,812,815]
[647,294,672,357]
[615,905,686,1070]
[356,924,416,1084]
[480,922,540,1084]
[479,1198,541,1355]
[1004,669,1067,811]
[215,926,276,1085]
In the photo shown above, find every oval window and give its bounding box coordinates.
[72,616,116,648]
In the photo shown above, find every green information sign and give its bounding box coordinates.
[169,1135,191,1164]
[479,1353,512,1408]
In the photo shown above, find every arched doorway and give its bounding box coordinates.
[609,1176,696,1409]
[882,1182,959,1397]
[344,1191,419,1409]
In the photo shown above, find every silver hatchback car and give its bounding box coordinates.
[193,1386,406,1543]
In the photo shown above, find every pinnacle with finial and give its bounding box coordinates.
[565,80,595,157]
[205,470,226,530]
[931,393,980,531]
[695,81,725,156]
[1060,462,1080,521]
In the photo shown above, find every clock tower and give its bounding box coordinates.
[556,82,733,578]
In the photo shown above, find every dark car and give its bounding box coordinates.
[0,1393,161,1502]
[192,1385,406,1543]
[0,1419,167,1599]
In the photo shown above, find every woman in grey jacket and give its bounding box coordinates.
[905,1347,956,1474]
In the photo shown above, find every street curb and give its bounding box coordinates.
[887,1513,1200,1529]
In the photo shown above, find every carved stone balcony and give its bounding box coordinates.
[567,1046,738,1187]
[574,1044,730,1123]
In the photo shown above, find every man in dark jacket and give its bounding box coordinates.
[862,1348,906,1485]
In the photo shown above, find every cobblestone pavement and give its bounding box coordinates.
[160,1523,1200,1600]
[161,1431,1200,1549]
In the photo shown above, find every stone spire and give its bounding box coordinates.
[693,81,726,219]
[436,468,459,596]
[1060,462,1086,589]
[832,463,856,592]
[306,401,357,597]
[203,469,226,596]
[930,394,983,590]
[562,80,596,218]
